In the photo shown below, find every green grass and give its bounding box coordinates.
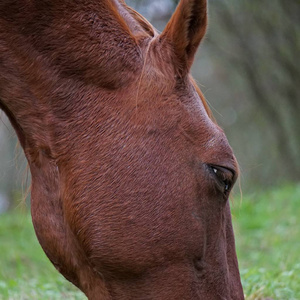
[0,184,299,299]
[231,184,300,300]
[0,210,85,300]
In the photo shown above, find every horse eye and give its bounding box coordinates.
[209,165,234,197]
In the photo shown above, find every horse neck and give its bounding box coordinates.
[0,0,146,164]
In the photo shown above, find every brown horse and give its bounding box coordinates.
[0,0,244,299]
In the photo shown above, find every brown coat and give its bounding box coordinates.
[0,0,244,299]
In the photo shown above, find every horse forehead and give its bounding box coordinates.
[173,93,236,162]
[130,95,223,159]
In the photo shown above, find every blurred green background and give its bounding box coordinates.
[0,0,299,299]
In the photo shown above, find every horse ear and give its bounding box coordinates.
[160,0,207,73]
